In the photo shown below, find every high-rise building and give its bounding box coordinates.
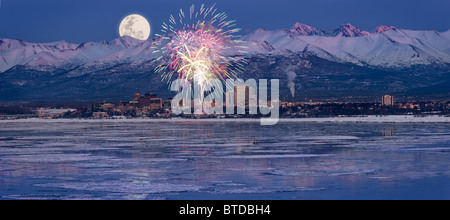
[139,97,150,108]
[137,93,163,110]
[149,98,163,110]
[382,95,394,106]
[235,85,250,107]
[163,99,172,110]
[92,103,103,112]
[133,93,141,101]
[145,93,157,99]
[101,103,115,111]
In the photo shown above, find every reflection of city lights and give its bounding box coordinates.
[382,128,395,137]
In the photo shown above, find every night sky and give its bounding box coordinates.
[1,0,449,43]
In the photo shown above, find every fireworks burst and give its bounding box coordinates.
[153,4,247,95]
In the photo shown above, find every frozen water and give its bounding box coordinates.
[0,119,449,200]
[220,154,332,159]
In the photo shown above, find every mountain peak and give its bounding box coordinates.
[287,22,325,36]
[0,38,29,50]
[111,35,145,48]
[253,28,270,34]
[333,23,370,37]
[43,40,79,50]
[374,25,398,33]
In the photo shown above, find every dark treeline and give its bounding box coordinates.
[0,106,35,115]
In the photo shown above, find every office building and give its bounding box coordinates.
[382,95,394,106]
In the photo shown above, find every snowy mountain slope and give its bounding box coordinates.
[1,23,450,73]
[287,22,327,36]
[242,23,450,67]
[332,23,370,37]
[0,39,81,72]
[0,36,156,73]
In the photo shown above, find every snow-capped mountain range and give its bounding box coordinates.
[1,23,450,73]
[0,35,160,73]
[242,23,450,67]
[1,23,450,101]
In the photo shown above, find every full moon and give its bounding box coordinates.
[119,14,151,40]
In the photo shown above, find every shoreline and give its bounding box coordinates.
[1,115,450,123]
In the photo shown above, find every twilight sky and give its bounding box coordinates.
[1,0,449,43]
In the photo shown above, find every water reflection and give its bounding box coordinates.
[382,128,395,137]
[0,120,449,199]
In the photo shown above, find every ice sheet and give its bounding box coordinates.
[1,120,449,199]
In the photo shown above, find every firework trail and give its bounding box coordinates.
[153,4,247,96]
